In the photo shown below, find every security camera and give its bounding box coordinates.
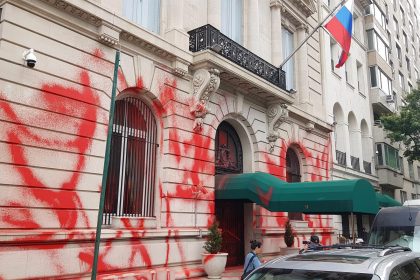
[22,49,37,68]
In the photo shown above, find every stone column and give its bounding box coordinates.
[344,123,352,169]
[270,0,282,66]
[247,0,259,54]
[208,0,221,30]
[296,24,311,111]
[164,0,189,49]
[350,128,363,172]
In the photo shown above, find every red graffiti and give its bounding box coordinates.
[256,186,273,207]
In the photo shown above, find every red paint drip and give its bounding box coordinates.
[256,186,273,207]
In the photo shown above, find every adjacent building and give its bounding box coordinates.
[367,0,420,203]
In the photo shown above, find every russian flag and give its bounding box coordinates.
[324,0,353,68]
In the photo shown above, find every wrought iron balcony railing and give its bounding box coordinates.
[363,161,372,174]
[351,156,360,171]
[336,150,346,166]
[188,24,287,91]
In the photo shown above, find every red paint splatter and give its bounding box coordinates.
[137,77,144,89]
[93,48,104,58]
[256,186,273,207]
[203,254,216,264]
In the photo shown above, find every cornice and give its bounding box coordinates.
[120,32,176,60]
[36,0,182,63]
[40,0,102,26]
[294,0,317,18]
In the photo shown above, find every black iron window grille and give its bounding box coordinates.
[363,161,372,174]
[336,150,346,166]
[188,24,287,91]
[215,121,243,175]
[351,156,360,171]
[103,97,158,225]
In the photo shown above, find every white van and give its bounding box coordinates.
[369,206,420,251]
[403,199,420,206]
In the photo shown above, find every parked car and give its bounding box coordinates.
[245,246,420,280]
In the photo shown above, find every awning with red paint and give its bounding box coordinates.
[215,172,379,214]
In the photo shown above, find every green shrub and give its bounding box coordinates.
[203,221,223,254]
[284,219,294,247]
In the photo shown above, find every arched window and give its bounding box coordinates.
[104,97,158,224]
[286,148,302,220]
[286,148,301,183]
[215,121,243,174]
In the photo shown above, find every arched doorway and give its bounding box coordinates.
[286,147,303,220]
[215,121,244,267]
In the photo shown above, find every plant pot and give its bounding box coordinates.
[202,253,228,279]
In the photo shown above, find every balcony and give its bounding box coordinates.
[377,167,404,189]
[369,88,395,114]
[367,51,392,78]
[188,25,287,91]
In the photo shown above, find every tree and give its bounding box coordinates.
[203,221,223,254]
[381,89,420,162]
[284,219,295,247]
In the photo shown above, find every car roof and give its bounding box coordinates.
[263,248,420,275]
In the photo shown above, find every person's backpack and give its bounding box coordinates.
[241,253,256,280]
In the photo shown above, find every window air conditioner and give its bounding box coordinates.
[386,95,395,102]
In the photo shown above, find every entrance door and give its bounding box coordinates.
[215,121,244,266]
[216,200,244,267]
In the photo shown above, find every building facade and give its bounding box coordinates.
[0,0,334,279]
[367,0,420,203]
[320,0,377,239]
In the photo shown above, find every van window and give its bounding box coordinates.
[369,207,420,251]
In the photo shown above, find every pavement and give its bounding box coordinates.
[188,266,242,279]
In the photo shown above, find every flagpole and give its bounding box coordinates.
[279,0,346,69]
[91,49,120,280]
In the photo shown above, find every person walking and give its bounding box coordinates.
[241,240,262,279]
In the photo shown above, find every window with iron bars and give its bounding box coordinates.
[103,97,158,225]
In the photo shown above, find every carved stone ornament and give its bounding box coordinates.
[266,103,288,153]
[99,22,121,46]
[190,68,220,131]
[305,121,315,133]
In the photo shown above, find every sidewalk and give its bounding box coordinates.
[188,266,242,279]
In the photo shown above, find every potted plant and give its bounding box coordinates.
[284,219,295,247]
[282,219,298,255]
[202,221,228,279]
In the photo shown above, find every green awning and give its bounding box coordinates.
[215,172,379,214]
[376,192,402,207]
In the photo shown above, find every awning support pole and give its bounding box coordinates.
[351,212,355,244]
